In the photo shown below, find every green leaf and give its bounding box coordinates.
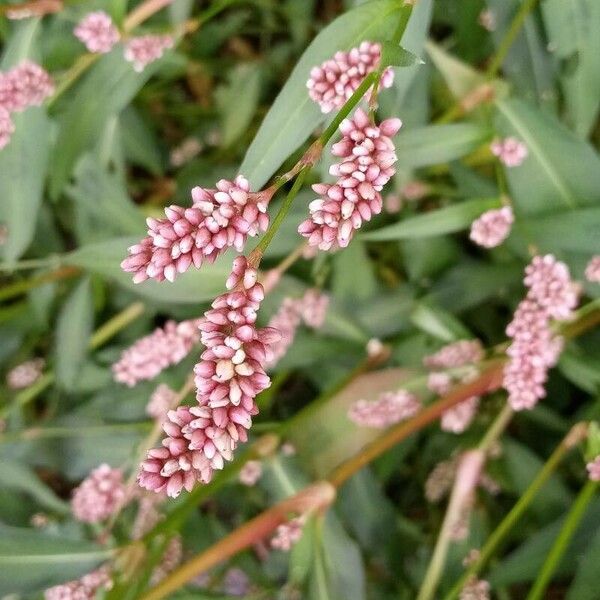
[381,42,422,67]
[64,238,230,305]
[0,524,110,595]
[0,460,68,514]
[49,46,164,198]
[495,98,600,215]
[0,21,50,264]
[393,123,489,168]
[567,526,600,600]
[54,277,93,390]
[410,301,472,342]
[216,62,262,147]
[120,107,163,175]
[239,0,417,189]
[361,197,500,241]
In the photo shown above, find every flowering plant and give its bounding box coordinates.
[1,1,600,599]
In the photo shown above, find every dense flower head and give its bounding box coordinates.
[122,176,269,283]
[306,41,394,113]
[0,60,54,112]
[271,516,305,551]
[348,389,421,429]
[491,137,528,167]
[441,397,479,434]
[300,288,329,328]
[586,456,600,481]
[6,357,45,389]
[424,339,484,370]
[45,566,112,600]
[74,11,120,54]
[124,35,174,72]
[239,459,262,486]
[460,577,491,600]
[113,319,201,386]
[469,206,514,248]
[147,383,178,421]
[71,464,127,523]
[0,106,15,150]
[585,256,600,283]
[299,109,401,250]
[265,297,303,368]
[503,255,578,410]
[139,259,280,497]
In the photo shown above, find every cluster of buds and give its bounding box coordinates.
[490,137,528,168]
[71,464,127,523]
[348,389,421,428]
[299,109,401,250]
[44,566,113,600]
[74,11,120,53]
[138,258,280,497]
[147,383,178,422]
[124,35,174,72]
[469,205,514,249]
[270,515,306,551]
[122,176,270,283]
[0,60,54,149]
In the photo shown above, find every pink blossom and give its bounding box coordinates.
[441,396,479,434]
[307,41,393,113]
[271,516,305,551]
[45,566,112,600]
[300,288,329,328]
[460,577,491,600]
[122,176,269,283]
[74,11,120,54]
[478,9,496,31]
[239,459,262,486]
[299,109,401,250]
[6,358,45,389]
[151,536,182,584]
[427,371,452,395]
[348,389,421,428]
[112,319,201,386]
[71,464,127,523]
[401,180,430,201]
[124,35,173,72]
[139,259,280,497]
[265,297,302,368]
[424,340,484,370]
[586,456,600,481]
[0,61,54,112]
[585,256,600,283]
[147,383,178,421]
[0,106,14,150]
[384,194,402,213]
[469,206,514,248]
[490,137,528,167]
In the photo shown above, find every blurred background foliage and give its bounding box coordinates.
[1,0,600,598]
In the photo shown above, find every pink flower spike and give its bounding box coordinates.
[348,390,421,429]
[0,60,54,112]
[71,464,127,523]
[45,566,113,600]
[147,383,178,421]
[74,11,120,54]
[6,358,45,389]
[424,340,484,370]
[586,456,600,481]
[0,106,15,150]
[469,206,514,248]
[441,397,479,434]
[490,137,528,167]
[271,516,305,551]
[585,256,600,283]
[300,288,329,328]
[239,460,262,486]
[124,35,174,72]
[307,41,394,113]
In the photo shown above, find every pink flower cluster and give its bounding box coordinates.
[113,319,201,386]
[587,456,600,481]
[503,255,578,410]
[74,11,120,54]
[470,206,514,248]
[460,577,490,600]
[122,176,269,283]
[585,256,600,283]
[6,357,45,389]
[139,259,280,497]
[424,340,484,369]
[45,566,112,600]
[124,35,174,72]
[348,389,421,429]
[491,137,528,167]
[147,383,178,421]
[299,109,401,250]
[271,516,305,551]
[307,41,393,113]
[238,459,262,486]
[441,396,479,434]
[266,288,329,368]
[0,60,53,149]
[71,464,127,523]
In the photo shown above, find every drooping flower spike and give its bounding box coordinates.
[307,41,394,113]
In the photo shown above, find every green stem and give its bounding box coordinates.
[0,266,79,302]
[478,404,513,454]
[526,479,598,600]
[0,256,58,272]
[486,0,541,79]
[443,423,588,600]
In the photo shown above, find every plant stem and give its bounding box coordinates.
[479,404,513,454]
[123,0,174,31]
[526,479,598,600]
[139,482,336,600]
[443,423,589,600]
[0,256,58,272]
[327,361,505,487]
[485,0,541,79]
[0,266,80,302]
